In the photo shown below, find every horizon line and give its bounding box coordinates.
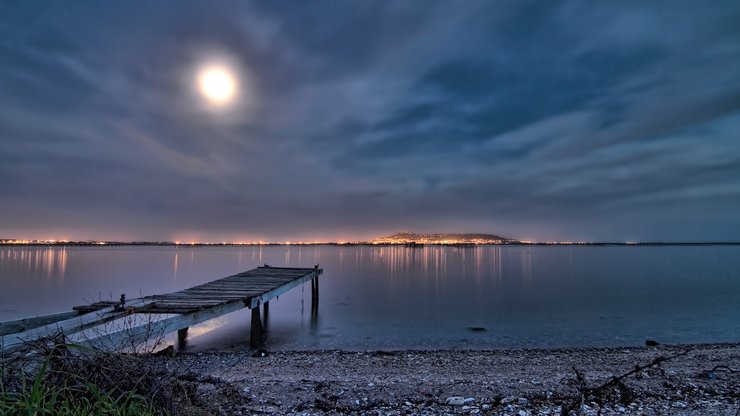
[1,239,740,247]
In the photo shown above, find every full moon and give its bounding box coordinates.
[197,65,237,105]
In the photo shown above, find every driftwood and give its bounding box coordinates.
[562,349,689,415]
[710,365,738,373]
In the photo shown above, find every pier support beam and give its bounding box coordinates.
[262,301,269,330]
[2,266,324,355]
[177,327,189,350]
[250,307,264,348]
[310,275,319,325]
[311,277,320,311]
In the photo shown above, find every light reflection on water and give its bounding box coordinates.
[173,252,178,282]
[0,247,68,281]
[0,245,739,350]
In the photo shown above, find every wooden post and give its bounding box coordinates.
[2,266,323,354]
[311,278,316,302]
[310,276,318,330]
[313,265,320,311]
[250,307,264,348]
[310,274,319,323]
[311,276,320,311]
[177,327,188,350]
[262,301,269,330]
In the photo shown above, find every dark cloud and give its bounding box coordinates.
[1,0,739,241]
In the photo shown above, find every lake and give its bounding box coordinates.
[1,245,738,350]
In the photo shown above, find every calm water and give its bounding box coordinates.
[1,245,738,350]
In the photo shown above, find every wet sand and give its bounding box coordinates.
[145,342,740,415]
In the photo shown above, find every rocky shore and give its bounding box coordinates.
[145,343,739,415]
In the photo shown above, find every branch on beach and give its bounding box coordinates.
[710,365,738,373]
[562,349,690,415]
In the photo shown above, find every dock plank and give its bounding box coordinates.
[0,311,82,336]
[77,299,249,350]
[1,265,322,353]
[0,299,154,353]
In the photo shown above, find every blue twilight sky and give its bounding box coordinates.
[1,1,739,242]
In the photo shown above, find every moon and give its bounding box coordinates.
[197,65,237,105]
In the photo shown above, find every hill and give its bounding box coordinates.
[372,232,514,244]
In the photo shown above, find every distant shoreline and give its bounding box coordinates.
[1,241,740,247]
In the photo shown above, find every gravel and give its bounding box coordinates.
[145,343,740,415]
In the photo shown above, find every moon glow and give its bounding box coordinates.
[197,65,237,105]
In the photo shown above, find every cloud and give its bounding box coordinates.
[0,1,739,241]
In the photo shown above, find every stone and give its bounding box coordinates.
[252,348,269,357]
[154,345,175,356]
[445,396,465,406]
[445,396,472,406]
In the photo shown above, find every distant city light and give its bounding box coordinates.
[0,238,670,246]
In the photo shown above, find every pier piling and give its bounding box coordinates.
[177,327,189,349]
[262,301,270,330]
[250,307,264,348]
[1,265,322,354]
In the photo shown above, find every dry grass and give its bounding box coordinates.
[0,334,202,416]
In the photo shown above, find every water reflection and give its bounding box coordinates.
[520,247,534,283]
[0,247,68,281]
[173,252,179,281]
[1,245,739,350]
[361,246,518,293]
[188,315,229,338]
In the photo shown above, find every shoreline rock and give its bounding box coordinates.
[145,342,740,415]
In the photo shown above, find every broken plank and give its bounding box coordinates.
[78,299,249,350]
[250,269,319,308]
[0,310,81,336]
[0,298,154,354]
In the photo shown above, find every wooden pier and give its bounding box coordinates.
[0,265,322,353]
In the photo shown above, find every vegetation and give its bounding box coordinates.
[1,340,166,416]
[0,373,158,415]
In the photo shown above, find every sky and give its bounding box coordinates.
[1,1,739,242]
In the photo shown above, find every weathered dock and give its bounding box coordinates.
[0,265,322,353]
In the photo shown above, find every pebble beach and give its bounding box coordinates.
[145,342,740,415]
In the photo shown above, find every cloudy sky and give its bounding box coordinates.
[1,1,739,242]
